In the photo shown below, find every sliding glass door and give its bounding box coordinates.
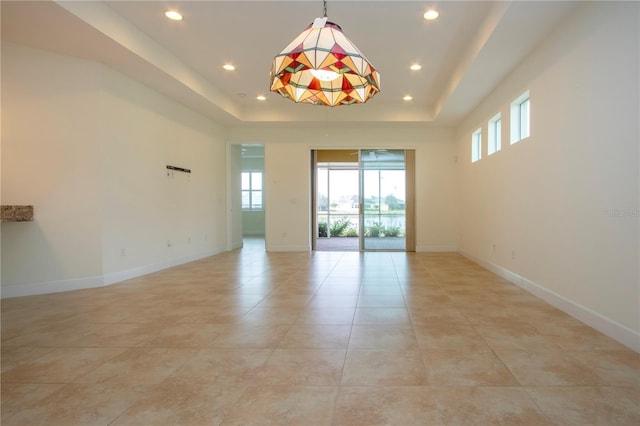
[360,149,407,251]
[313,149,414,252]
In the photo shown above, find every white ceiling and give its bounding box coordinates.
[1,0,578,127]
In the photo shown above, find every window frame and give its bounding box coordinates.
[488,113,502,156]
[510,91,530,144]
[241,170,264,211]
[471,128,482,163]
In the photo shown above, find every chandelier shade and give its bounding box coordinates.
[270,18,381,106]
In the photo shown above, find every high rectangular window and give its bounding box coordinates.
[471,128,482,163]
[488,113,501,155]
[510,91,530,144]
[241,171,263,210]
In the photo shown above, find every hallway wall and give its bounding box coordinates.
[227,126,458,252]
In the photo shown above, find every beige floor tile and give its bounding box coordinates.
[353,308,412,326]
[308,295,359,309]
[136,323,227,348]
[475,322,565,351]
[358,285,404,296]
[175,305,254,324]
[252,293,310,308]
[332,386,443,425]
[537,324,633,351]
[210,324,290,348]
[341,350,428,386]
[68,322,159,348]
[1,347,127,384]
[294,307,356,325]
[75,348,197,384]
[0,346,57,373]
[58,308,133,325]
[408,306,469,327]
[258,349,346,385]
[110,383,247,426]
[413,323,492,351]
[0,383,65,425]
[434,386,551,425]
[2,242,638,425]
[239,306,302,325]
[123,305,193,325]
[1,383,150,426]
[321,278,362,287]
[400,285,448,299]
[313,284,361,297]
[494,348,603,386]
[2,322,108,347]
[578,350,640,388]
[348,326,419,351]
[220,385,339,426]
[527,386,640,425]
[422,350,520,386]
[357,294,407,308]
[278,324,351,349]
[165,348,272,384]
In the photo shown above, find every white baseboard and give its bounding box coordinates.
[417,245,458,252]
[103,247,225,285]
[228,240,244,251]
[1,248,226,299]
[0,275,105,298]
[459,250,640,353]
[266,245,310,252]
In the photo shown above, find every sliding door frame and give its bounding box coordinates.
[311,148,415,252]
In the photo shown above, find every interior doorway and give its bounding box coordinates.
[312,149,415,252]
[240,144,265,239]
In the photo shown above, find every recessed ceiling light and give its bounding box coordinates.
[410,64,422,71]
[403,95,413,101]
[165,10,183,21]
[256,95,266,101]
[223,64,236,71]
[424,9,439,21]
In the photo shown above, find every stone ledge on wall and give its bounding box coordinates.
[1,205,34,222]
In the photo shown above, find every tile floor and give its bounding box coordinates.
[1,239,638,425]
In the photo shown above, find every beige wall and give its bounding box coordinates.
[455,2,639,350]
[1,43,104,292]
[1,42,228,295]
[99,65,227,282]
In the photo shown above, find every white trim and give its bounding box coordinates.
[1,247,226,299]
[229,240,244,250]
[416,245,458,252]
[266,245,310,252]
[459,250,640,353]
[1,275,105,298]
[510,90,530,144]
[103,247,225,285]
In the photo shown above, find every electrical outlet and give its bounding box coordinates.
[120,248,126,257]
[511,249,516,259]
[188,236,191,244]
[492,244,496,253]
[167,240,172,248]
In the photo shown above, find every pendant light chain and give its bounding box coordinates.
[323,0,327,18]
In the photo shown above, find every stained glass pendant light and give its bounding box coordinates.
[270,0,380,106]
